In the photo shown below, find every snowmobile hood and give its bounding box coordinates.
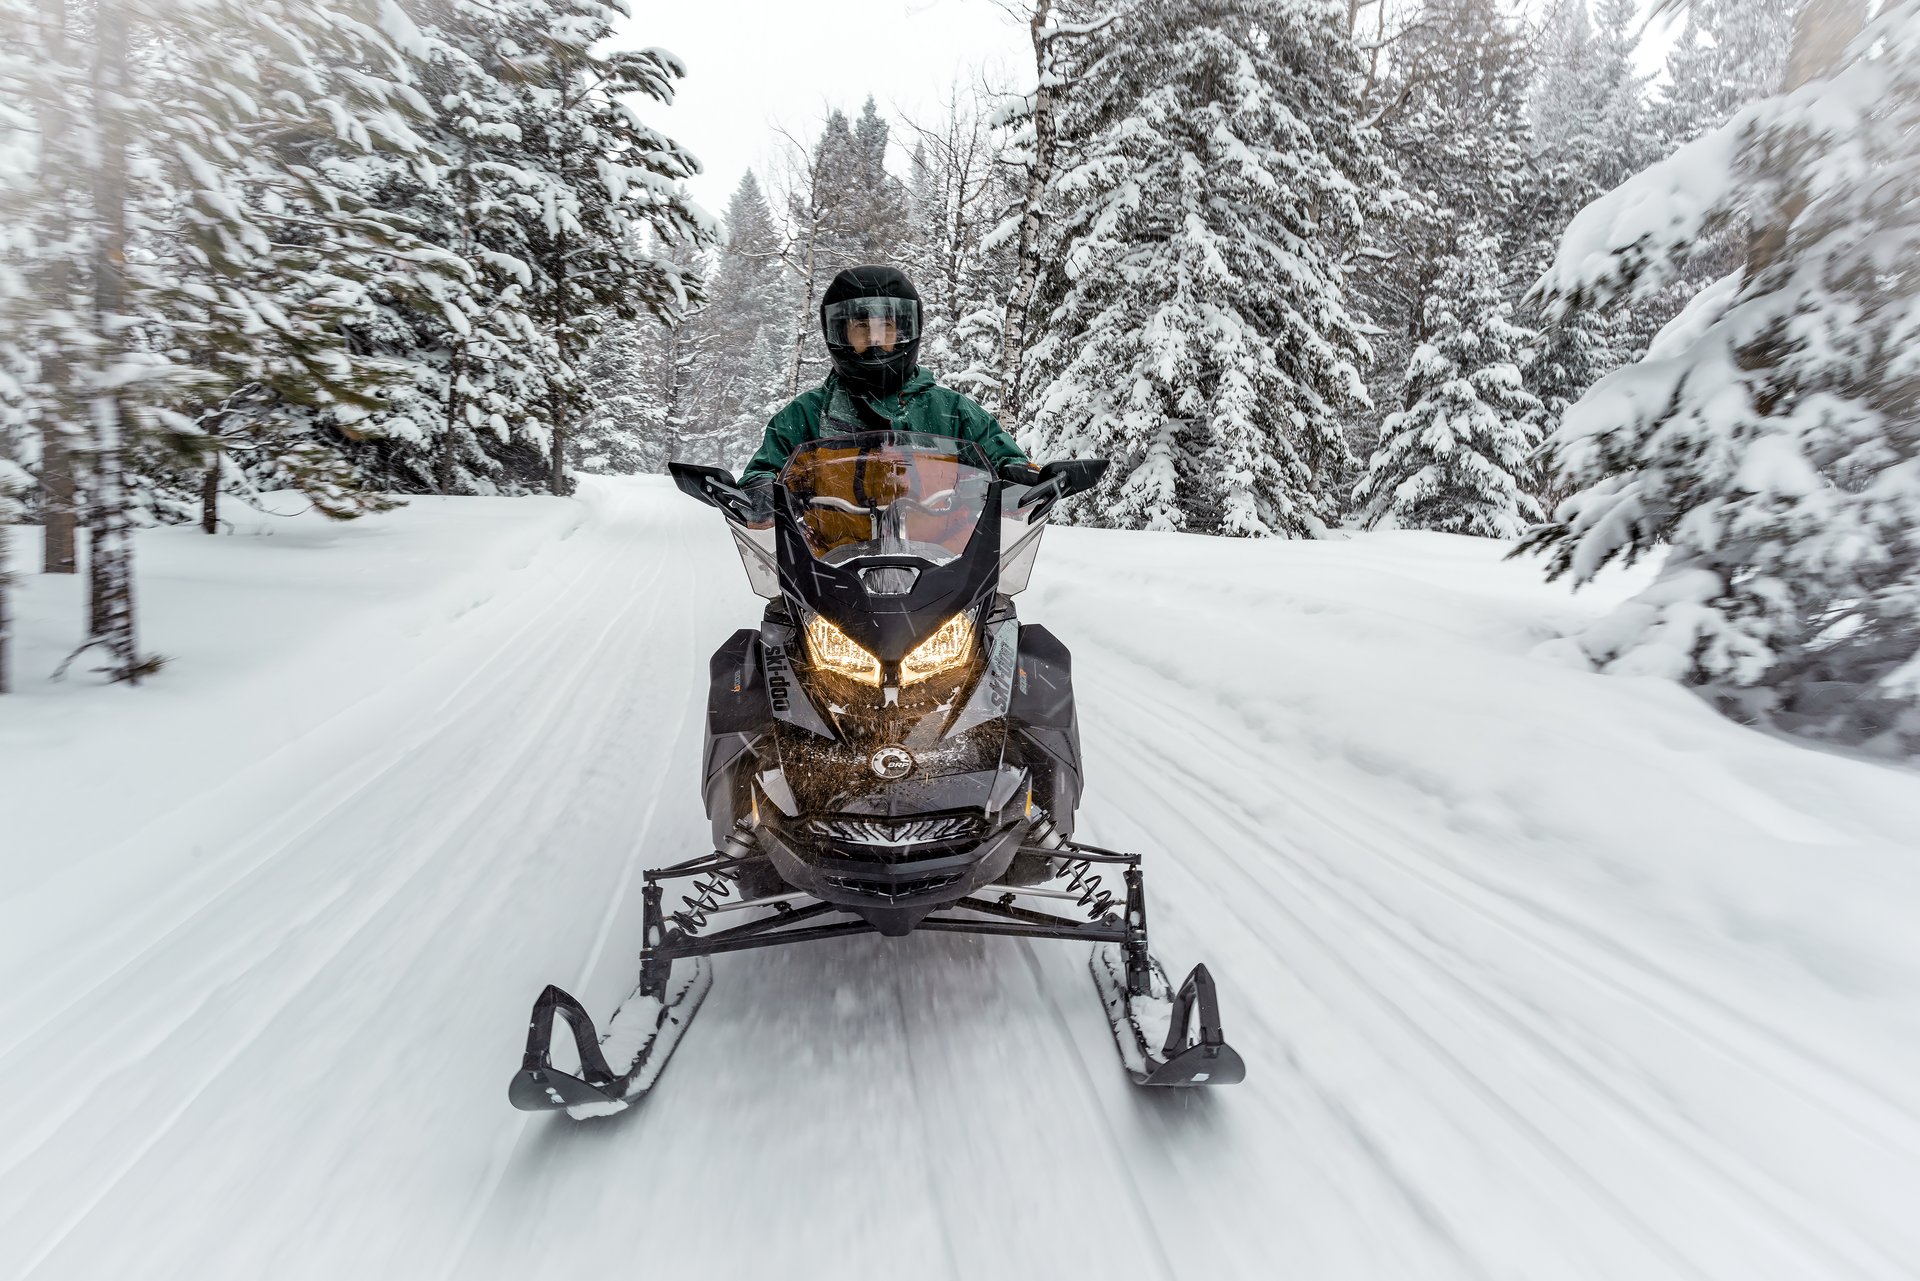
[774,482,1001,666]
[772,431,1003,666]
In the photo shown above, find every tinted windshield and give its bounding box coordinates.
[781,432,993,566]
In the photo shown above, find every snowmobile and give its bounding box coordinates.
[509,431,1245,1116]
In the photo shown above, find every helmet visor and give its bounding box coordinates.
[823,296,920,355]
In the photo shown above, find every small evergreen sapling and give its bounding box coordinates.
[1355,237,1544,537]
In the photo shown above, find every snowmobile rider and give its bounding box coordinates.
[739,264,1037,490]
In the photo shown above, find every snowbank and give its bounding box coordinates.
[1,489,582,921]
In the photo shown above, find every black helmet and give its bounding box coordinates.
[820,265,922,397]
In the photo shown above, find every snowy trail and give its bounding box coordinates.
[3,478,1918,1281]
[1080,660,1915,1280]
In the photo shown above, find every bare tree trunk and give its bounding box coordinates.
[441,179,476,498]
[40,431,77,571]
[0,495,13,691]
[80,0,143,681]
[1,466,23,691]
[86,500,108,637]
[548,306,568,493]
[199,457,219,534]
[546,222,571,497]
[1782,0,1865,92]
[548,383,567,494]
[787,207,821,397]
[438,349,462,496]
[39,0,78,573]
[1744,0,1868,286]
[1733,0,1867,423]
[997,0,1057,427]
[0,527,10,693]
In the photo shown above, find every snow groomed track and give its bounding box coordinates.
[3,477,1918,1280]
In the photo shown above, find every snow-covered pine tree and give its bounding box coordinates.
[1022,0,1388,536]
[572,314,664,475]
[579,184,790,472]
[776,109,854,393]
[0,0,88,573]
[342,0,558,498]
[0,349,20,691]
[1616,0,1805,369]
[0,75,31,685]
[510,0,708,494]
[1532,0,1659,217]
[1350,0,1534,474]
[992,0,1124,423]
[1527,297,1616,511]
[1530,0,1599,163]
[1375,0,1534,265]
[134,0,471,528]
[848,98,915,261]
[6,0,470,533]
[691,172,795,461]
[0,449,23,693]
[1355,235,1544,536]
[1522,0,1657,457]
[776,101,914,394]
[75,0,146,678]
[1659,0,1800,147]
[0,189,26,689]
[725,324,788,471]
[1522,0,1920,750]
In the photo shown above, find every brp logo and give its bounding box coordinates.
[869,746,914,781]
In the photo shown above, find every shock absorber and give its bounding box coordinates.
[672,869,735,933]
[670,819,758,934]
[1028,811,1116,921]
[1025,811,1070,854]
[1061,860,1117,920]
[718,816,758,863]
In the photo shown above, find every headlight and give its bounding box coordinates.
[901,612,974,685]
[805,613,881,685]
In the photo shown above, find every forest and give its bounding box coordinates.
[2,0,1916,752]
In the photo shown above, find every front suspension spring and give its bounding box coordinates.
[1060,859,1117,920]
[671,869,736,933]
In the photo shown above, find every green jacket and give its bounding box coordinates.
[740,369,1028,484]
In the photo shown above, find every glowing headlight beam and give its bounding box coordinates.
[804,613,882,685]
[901,612,974,685]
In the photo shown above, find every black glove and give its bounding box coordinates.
[997,460,1044,485]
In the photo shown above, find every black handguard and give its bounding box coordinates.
[740,480,778,527]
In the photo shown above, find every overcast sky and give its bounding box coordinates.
[613,0,1680,219]
[613,0,1035,217]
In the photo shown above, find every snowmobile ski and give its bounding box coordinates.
[508,955,711,1118]
[1091,943,1246,1087]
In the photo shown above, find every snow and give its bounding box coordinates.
[2,490,582,862]
[4,478,1920,1279]
[1537,116,1748,307]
